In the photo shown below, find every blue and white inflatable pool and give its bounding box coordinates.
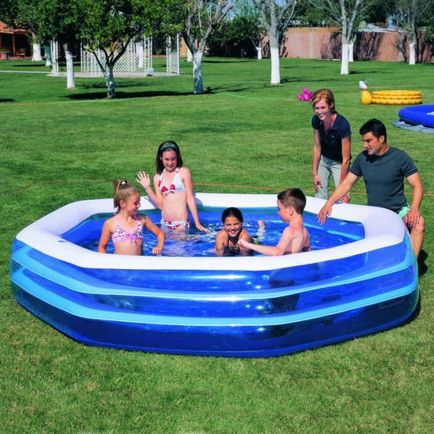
[10,193,418,357]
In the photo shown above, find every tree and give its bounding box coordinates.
[181,0,232,94]
[307,0,374,74]
[252,0,297,84]
[233,0,265,59]
[394,0,434,64]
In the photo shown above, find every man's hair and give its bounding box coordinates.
[359,118,387,142]
[277,188,306,214]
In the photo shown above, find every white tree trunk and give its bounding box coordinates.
[256,45,262,59]
[348,41,354,62]
[106,64,116,98]
[187,48,193,62]
[193,50,204,94]
[32,34,42,61]
[137,42,144,69]
[408,41,416,65]
[269,33,280,84]
[44,43,52,67]
[63,43,75,89]
[340,42,350,75]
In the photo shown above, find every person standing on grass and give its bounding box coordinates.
[311,88,352,202]
[318,118,425,258]
[136,140,209,234]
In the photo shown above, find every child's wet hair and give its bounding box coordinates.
[311,88,336,113]
[277,188,306,214]
[156,140,184,173]
[113,179,139,212]
[221,207,244,223]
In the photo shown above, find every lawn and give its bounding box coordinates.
[0,57,433,433]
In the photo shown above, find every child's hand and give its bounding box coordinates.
[196,223,210,233]
[136,171,151,189]
[238,238,249,249]
[152,246,163,255]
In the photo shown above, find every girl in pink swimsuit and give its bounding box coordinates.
[98,179,165,255]
[136,141,209,234]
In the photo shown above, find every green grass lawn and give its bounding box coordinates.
[1,57,433,433]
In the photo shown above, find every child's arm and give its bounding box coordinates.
[142,216,165,255]
[183,168,209,233]
[136,171,163,210]
[238,227,292,256]
[238,230,253,256]
[214,231,227,256]
[98,220,112,253]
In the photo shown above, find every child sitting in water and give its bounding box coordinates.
[238,188,310,256]
[215,207,265,256]
[98,179,165,255]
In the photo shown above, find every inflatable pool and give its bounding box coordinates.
[10,193,418,357]
[398,105,434,128]
[371,90,422,105]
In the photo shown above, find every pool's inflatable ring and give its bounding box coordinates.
[11,193,418,357]
[398,104,434,128]
[371,90,422,105]
[359,82,422,105]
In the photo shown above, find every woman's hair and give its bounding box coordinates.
[222,207,244,223]
[277,188,306,214]
[156,140,183,174]
[113,179,139,212]
[311,88,336,113]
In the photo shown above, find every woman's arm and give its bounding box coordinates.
[312,130,322,193]
[136,171,163,210]
[182,167,209,233]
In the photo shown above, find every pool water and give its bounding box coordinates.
[62,207,364,257]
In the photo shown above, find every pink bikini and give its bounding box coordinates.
[112,216,144,244]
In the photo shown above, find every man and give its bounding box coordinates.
[318,118,424,258]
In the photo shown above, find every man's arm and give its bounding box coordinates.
[404,172,423,228]
[317,172,359,224]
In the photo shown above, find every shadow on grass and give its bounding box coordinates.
[0,98,14,102]
[66,90,194,100]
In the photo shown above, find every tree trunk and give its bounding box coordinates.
[340,42,350,75]
[348,41,354,62]
[106,64,116,98]
[193,50,204,94]
[44,43,52,67]
[187,48,193,62]
[408,41,416,65]
[269,33,280,84]
[63,43,75,89]
[32,34,42,61]
[137,41,144,69]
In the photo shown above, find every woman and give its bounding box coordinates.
[311,89,351,202]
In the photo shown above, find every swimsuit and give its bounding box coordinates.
[158,168,185,195]
[112,216,144,244]
[161,219,189,232]
[223,233,241,256]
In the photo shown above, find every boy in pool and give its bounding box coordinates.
[238,188,310,256]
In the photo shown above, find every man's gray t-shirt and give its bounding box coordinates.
[350,147,418,212]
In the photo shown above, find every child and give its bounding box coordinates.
[98,179,165,255]
[136,141,209,233]
[238,188,310,256]
[215,207,264,256]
